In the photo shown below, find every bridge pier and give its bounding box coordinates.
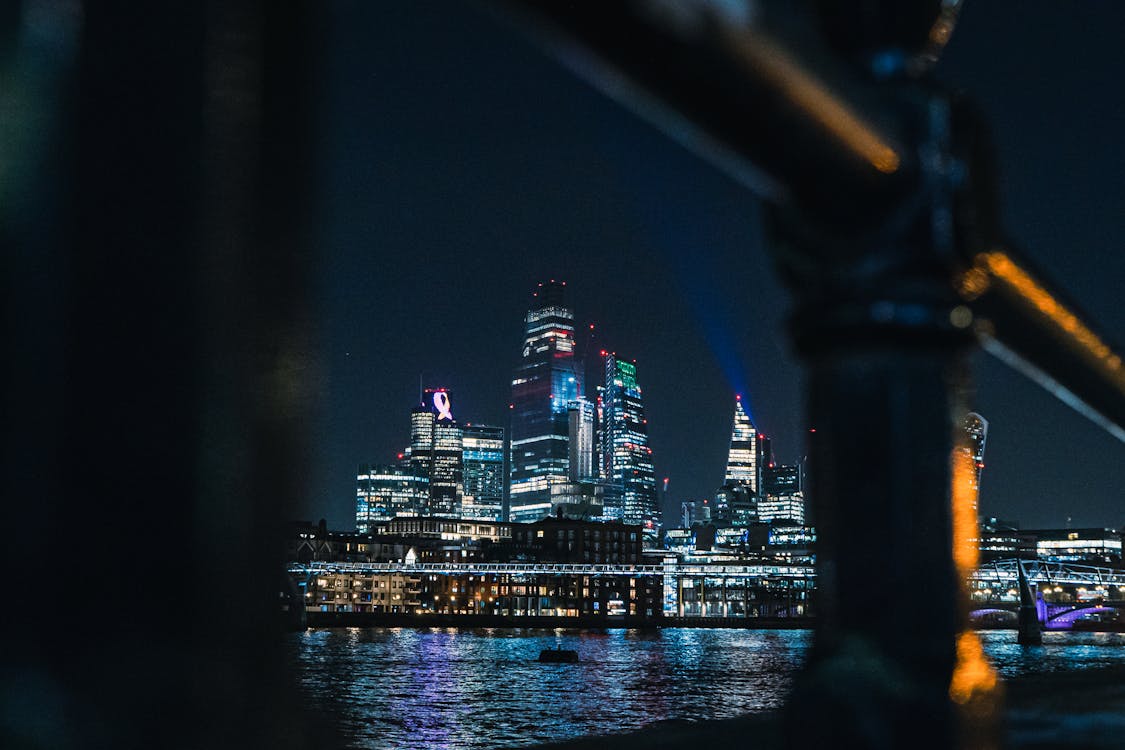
[1017,563,1043,645]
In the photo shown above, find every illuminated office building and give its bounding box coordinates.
[355,464,429,532]
[567,397,597,482]
[509,281,582,522]
[424,389,463,517]
[401,388,464,518]
[461,424,505,522]
[600,353,659,543]
[1030,527,1122,566]
[407,403,433,469]
[714,483,756,527]
[760,464,805,525]
[963,412,989,497]
[724,395,759,493]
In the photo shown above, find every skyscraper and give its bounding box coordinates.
[600,352,659,542]
[963,411,989,496]
[509,281,581,523]
[724,395,759,493]
[760,463,806,525]
[567,397,597,482]
[355,464,429,532]
[402,388,464,517]
[424,388,463,517]
[461,424,505,522]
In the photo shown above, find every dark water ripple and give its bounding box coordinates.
[286,628,1125,750]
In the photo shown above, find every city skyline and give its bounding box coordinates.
[309,2,1125,532]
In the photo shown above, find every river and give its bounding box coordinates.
[286,627,1125,749]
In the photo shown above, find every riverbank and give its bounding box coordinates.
[305,611,814,629]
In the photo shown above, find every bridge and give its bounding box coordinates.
[969,560,1125,631]
[973,559,1125,588]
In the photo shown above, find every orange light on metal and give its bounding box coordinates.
[723,29,901,174]
[977,251,1125,389]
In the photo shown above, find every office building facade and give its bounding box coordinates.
[600,353,659,542]
[461,424,505,522]
[355,464,429,532]
[509,281,582,522]
[760,464,805,525]
[963,412,989,498]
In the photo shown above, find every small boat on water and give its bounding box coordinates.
[538,646,579,663]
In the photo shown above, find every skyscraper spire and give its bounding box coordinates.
[724,395,759,493]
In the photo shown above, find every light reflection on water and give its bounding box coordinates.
[286,627,1125,750]
[978,629,1125,678]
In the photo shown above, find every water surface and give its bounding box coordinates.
[287,628,1125,749]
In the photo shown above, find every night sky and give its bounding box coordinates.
[304,2,1124,532]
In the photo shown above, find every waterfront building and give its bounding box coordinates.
[301,567,662,619]
[511,515,644,564]
[372,516,513,544]
[305,569,419,613]
[1029,527,1122,566]
[289,520,413,564]
[462,424,505,521]
[509,281,582,522]
[600,352,660,543]
[723,395,759,493]
[355,464,429,532]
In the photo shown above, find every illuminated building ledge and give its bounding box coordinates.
[290,558,1125,585]
[290,560,816,578]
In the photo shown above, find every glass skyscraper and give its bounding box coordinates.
[600,353,659,542]
[760,463,805,525]
[509,281,581,522]
[355,464,429,532]
[723,395,759,493]
[567,397,597,482]
[963,411,989,498]
[402,388,463,518]
[461,424,505,521]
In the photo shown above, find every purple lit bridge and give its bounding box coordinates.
[970,559,1125,631]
